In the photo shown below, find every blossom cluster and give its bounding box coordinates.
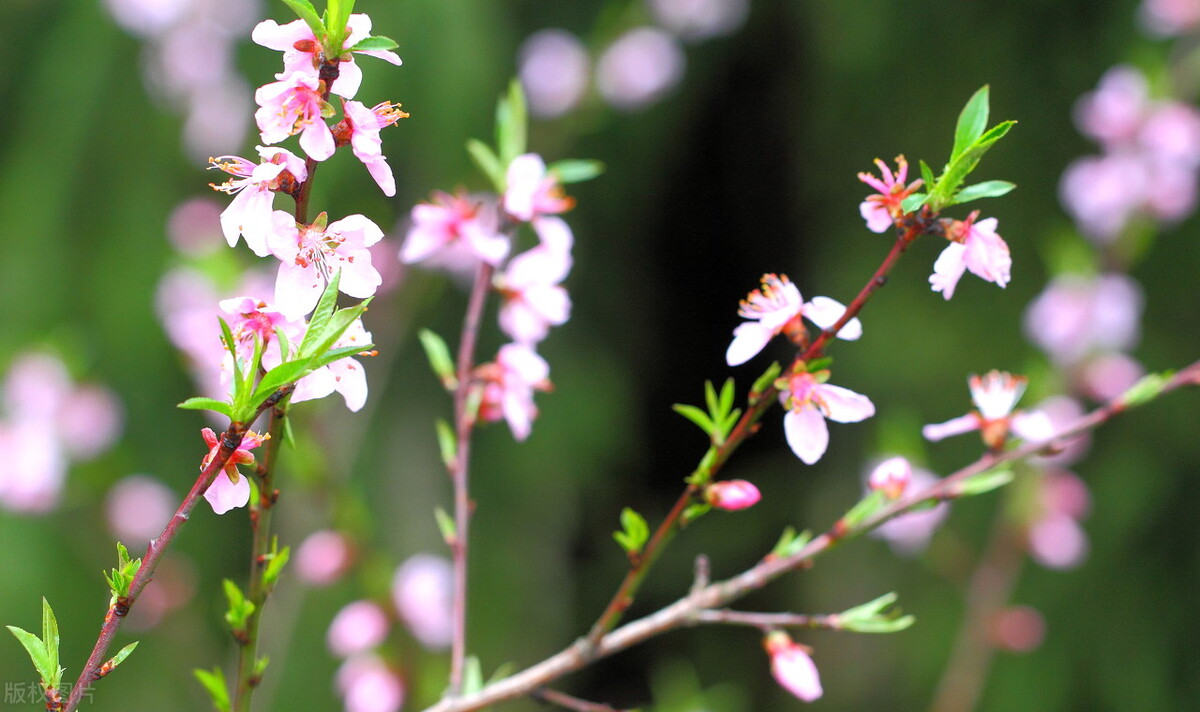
[401,154,575,441]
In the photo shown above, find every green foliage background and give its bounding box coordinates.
[0,1,1197,710]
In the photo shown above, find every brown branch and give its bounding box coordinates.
[530,688,632,712]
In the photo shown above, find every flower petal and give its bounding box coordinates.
[803,296,862,340]
[725,323,774,367]
[929,242,968,300]
[921,414,980,442]
[784,407,829,465]
[204,472,251,515]
[816,384,875,423]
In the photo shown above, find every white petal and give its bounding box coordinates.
[784,407,829,465]
[816,384,875,423]
[922,414,980,442]
[725,323,774,366]
[929,242,967,300]
[1011,410,1055,442]
[803,296,862,340]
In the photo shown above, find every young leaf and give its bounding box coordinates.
[919,159,936,192]
[307,342,374,372]
[750,362,782,402]
[324,0,355,55]
[435,419,457,470]
[673,404,715,436]
[194,666,231,712]
[262,542,291,591]
[547,159,605,184]
[349,35,399,52]
[434,506,457,545]
[41,598,61,688]
[218,316,244,400]
[274,326,292,361]
[466,139,506,193]
[250,359,312,408]
[771,526,814,559]
[842,490,887,529]
[837,592,915,633]
[900,193,929,214]
[495,79,528,166]
[6,625,53,687]
[718,378,735,417]
[254,656,270,678]
[680,502,712,526]
[462,656,485,696]
[949,466,1014,498]
[100,641,139,677]
[178,397,233,418]
[419,329,458,390]
[298,270,344,357]
[1118,371,1172,408]
[932,120,1017,208]
[281,0,325,40]
[951,86,990,162]
[951,180,1016,205]
[222,579,255,631]
[614,507,650,555]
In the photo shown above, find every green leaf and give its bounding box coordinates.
[304,301,369,362]
[547,159,605,184]
[324,0,355,55]
[1118,371,1172,408]
[718,378,735,416]
[771,526,813,559]
[435,419,457,470]
[349,35,399,52]
[750,362,782,402]
[107,543,140,601]
[614,507,650,555]
[842,490,887,529]
[838,592,915,633]
[951,180,1016,205]
[275,326,292,361]
[931,120,1016,209]
[900,192,929,214]
[7,625,53,687]
[308,342,374,371]
[673,404,715,436]
[298,270,344,357]
[194,666,231,712]
[466,139,506,193]
[281,0,325,40]
[952,86,990,162]
[222,580,255,631]
[950,466,1014,498]
[262,542,291,591]
[495,79,528,166]
[919,160,936,191]
[254,656,270,678]
[462,656,484,696]
[251,359,312,407]
[680,502,711,526]
[419,329,458,390]
[434,506,457,545]
[178,397,233,418]
[218,316,243,398]
[102,641,139,675]
[41,598,61,688]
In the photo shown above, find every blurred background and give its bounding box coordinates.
[1,0,1198,710]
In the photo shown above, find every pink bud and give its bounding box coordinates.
[327,601,391,658]
[867,457,911,499]
[336,655,405,712]
[764,632,823,702]
[705,480,761,510]
[295,530,354,586]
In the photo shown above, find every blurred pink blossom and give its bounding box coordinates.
[1059,152,1148,241]
[596,27,685,111]
[392,554,454,650]
[337,655,405,712]
[1078,352,1145,401]
[478,344,552,442]
[401,191,509,268]
[327,601,391,658]
[1026,470,1091,570]
[167,198,225,256]
[106,475,176,543]
[706,480,761,510]
[867,456,911,499]
[295,530,354,586]
[989,606,1046,653]
[1023,273,1143,366]
[779,370,874,465]
[519,30,590,118]
[0,422,66,514]
[870,466,950,556]
[1140,0,1200,36]
[504,154,575,223]
[647,0,750,41]
[1074,66,1148,148]
[497,217,574,345]
[765,632,822,702]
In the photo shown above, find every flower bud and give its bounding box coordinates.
[867,457,911,499]
[764,631,822,702]
[705,480,762,511]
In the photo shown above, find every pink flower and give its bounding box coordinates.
[336,655,405,712]
[858,155,923,233]
[725,274,862,367]
[867,456,911,499]
[779,369,875,465]
[337,100,408,197]
[595,27,686,111]
[478,344,551,441]
[764,632,822,702]
[254,71,335,161]
[327,601,391,657]
[929,215,1011,299]
[518,30,590,118]
[200,427,268,515]
[295,530,354,586]
[922,371,1052,449]
[252,14,402,100]
[401,191,510,267]
[647,0,750,41]
[269,212,384,319]
[1140,0,1200,36]
[503,154,575,222]
[105,475,176,543]
[208,147,307,256]
[1074,66,1148,148]
[1023,273,1143,365]
[0,421,66,514]
[391,554,454,650]
[496,217,574,344]
[705,480,761,510]
[324,318,374,412]
[870,465,949,555]
[1059,152,1149,241]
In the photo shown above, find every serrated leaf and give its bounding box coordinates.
[673,404,715,435]
[178,397,233,418]
[951,180,1016,205]
[547,159,605,184]
[251,359,313,407]
[305,302,369,362]
[952,86,990,162]
[951,467,1014,497]
[419,329,458,389]
[434,506,457,544]
[466,139,506,193]
[194,667,231,712]
[349,35,399,52]
[307,342,373,371]
[281,0,325,41]
[7,625,53,686]
[435,419,457,470]
[932,120,1016,209]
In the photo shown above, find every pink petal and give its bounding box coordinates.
[204,472,250,515]
[784,407,829,465]
[329,358,369,412]
[275,262,324,319]
[922,414,980,442]
[300,121,336,162]
[929,242,968,299]
[251,19,312,51]
[815,384,875,423]
[803,296,862,340]
[330,58,364,99]
[725,322,775,366]
[771,644,823,702]
[860,200,893,233]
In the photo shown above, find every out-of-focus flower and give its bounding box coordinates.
[295,530,354,586]
[870,466,950,555]
[254,71,336,161]
[705,480,761,510]
[327,601,391,657]
[496,217,574,344]
[391,554,454,650]
[988,605,1046,653]
[923,371,1052,449]
[336,655,405,712]
[167,198,225,256]
[1074,66,1148,148]
[200,427,268,515]
[252,14,402,100]
[858,156,923,233]
[478,344,552,441]
[103,0,194,36]
[208,147,307,256]
[269,212,384,319]
[647,0,750,41]
[929,215,1011,299]
[106,475,176,543]
[725,274,861,367]
[596,27,685,111]
[1059,152,1149,241]
[867,456,911,499]
[518,30,590,118]
[503,154,575,223]
[1023,273,1143,366]
[764,632,822,702]
[401,191,509,267]
[0,422,66,514]
[1140,0,1200,36]
[1078,352,1144,401]
[1025,395,1090,467]
[1026,469,1091,570]
[336,100,408,197]
[779,369,874,465]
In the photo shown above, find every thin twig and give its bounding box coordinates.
[530,688,632,712]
